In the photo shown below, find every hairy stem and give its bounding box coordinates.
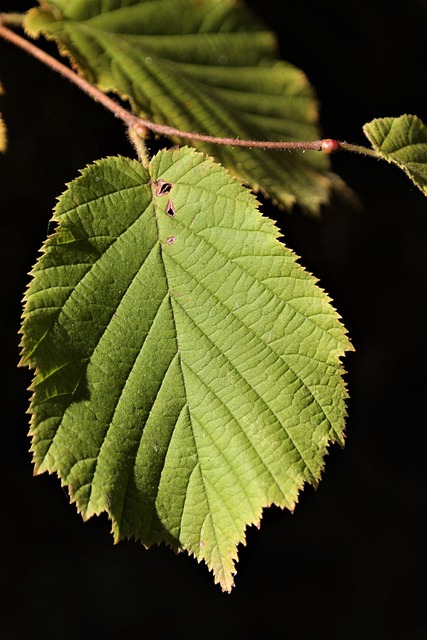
[0,20,381,159]
[339,142,380,159]
[0,13,26,26]
[127,126,150,167]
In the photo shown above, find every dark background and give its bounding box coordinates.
[1,1,427,638]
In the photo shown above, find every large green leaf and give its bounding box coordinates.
[25,0,335,213]
[20,147,351,590]
[364,114,427,196]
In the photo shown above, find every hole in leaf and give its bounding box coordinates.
[165,198,176,216]
[152,179,173,196]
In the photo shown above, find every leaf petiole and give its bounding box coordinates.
[339,142,381,159]
[127,126,150,168]
[0,12,26,27]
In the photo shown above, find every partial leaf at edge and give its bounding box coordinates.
[20,147,352,591]
[0,115,6,153]
[363,114,427,196]
[0,82,7,153]
[25,0,338,214]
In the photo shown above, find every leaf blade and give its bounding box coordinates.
[25,0,337,213]
[21,147,352,590]
[363,114,427,195]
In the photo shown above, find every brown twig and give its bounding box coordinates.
[0,20,380,158]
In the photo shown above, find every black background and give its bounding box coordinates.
[1,1,427,638]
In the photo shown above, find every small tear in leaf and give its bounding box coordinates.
[165,198,176,216]
[166,236,176,245]
[152,179,173,197]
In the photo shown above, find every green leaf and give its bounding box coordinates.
[20,147,352,591]
[25,0,336,214]
[363,114,427,196]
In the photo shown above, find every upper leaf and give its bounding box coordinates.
[364,114,427,196]
[20,147,351,591]
[25,0,336,213]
